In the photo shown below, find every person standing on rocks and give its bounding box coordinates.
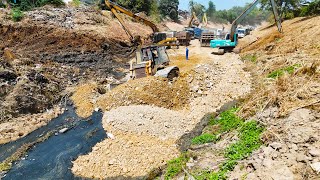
[186,46,189,61]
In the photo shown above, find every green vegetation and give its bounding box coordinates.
[194,121,264,180]
[159,0,179,21]
[267,64,301,79]
[165,153,190,180]
[11,8,24,22]
[71,0,81,7]
[0,1,6,8]
[189,0,269,25]
[192,108,243,146]
[242,54,258,63]
[225,121,264,163]
[191,133,218,145]
[12,0,64,11]
[165,108,265,180]
[261,0,320,19]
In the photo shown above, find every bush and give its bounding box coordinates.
[19,0,65,11]
[0,1,6,8]
[11,8,24,22]
[70,0,81,7]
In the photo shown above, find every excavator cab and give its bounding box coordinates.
[130,46,179,80]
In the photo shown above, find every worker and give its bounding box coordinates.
[186,46,189,61]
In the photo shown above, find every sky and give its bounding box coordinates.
[179,0,254,11]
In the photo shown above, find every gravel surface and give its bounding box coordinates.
[103,105,188,140]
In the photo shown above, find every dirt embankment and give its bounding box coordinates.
[229,16,320,179]
[0,6,155,144]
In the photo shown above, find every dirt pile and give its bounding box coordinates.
[72,132,179,179]
[97,76,190,111]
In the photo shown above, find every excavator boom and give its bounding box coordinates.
[188,11,200,27]
[104,0,159,43]
[230,0,282,42]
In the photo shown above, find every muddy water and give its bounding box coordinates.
[0,107,106,179]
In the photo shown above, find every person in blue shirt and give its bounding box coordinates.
[186,46,189,61]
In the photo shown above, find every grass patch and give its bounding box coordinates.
[267,64,301,79]
[194,119,264,180]
[11,8,24,22]
[242,54,258,63]
[192,108,243,146]
[164,109,264,180]
[210,108,243,133]
[224,121,264,163]
[191,133,219,145]
[165,153,190,180]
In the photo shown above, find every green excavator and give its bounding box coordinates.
[210,0,283,55]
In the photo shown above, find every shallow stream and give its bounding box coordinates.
[0,107,106,179]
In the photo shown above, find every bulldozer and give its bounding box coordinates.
[104,0,179,80]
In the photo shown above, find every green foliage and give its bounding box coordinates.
[117,0,152,15]
[194,170,227,180]
[71,0,81,7]
[261,0,320,19]
[242,54,258,63]
[0,1,6,8]
[300,0,320,16]
[191,133,218,145]
[193,112,264,180]
[159,0,179,21]
[18,0,65,11]
[203,1,270,25]
[11,8,24,22]
[225,121,264,162]
[165,153,189,180]
[214,108,243,133]
[189,0,205,15]
[207,1,216,18]
[267,64,301,78]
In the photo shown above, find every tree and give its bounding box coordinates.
[159,0,179,21]
[189,0,205,18]
[207,1,216,18]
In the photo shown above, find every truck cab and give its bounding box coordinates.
[237,28,246,38]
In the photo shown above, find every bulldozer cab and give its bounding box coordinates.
[130,45,170,79]
[135,46,169,66]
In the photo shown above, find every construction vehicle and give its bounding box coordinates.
[210,0,282,55]
[130,45,179,80]
[104,0,179,79]
[202,13,208,27]
[200,30,215,47]
[188,11,200,28]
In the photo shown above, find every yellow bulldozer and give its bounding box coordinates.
[104,0,179,80]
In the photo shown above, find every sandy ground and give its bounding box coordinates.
[0,106,62,144]
[71,40,252,178]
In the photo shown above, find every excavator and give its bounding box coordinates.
[104,0,179,80]
[188,11,200,27]
[210,0,283,55]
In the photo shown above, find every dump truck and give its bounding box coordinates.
[200,30,215,47]
[176,31,192,46]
